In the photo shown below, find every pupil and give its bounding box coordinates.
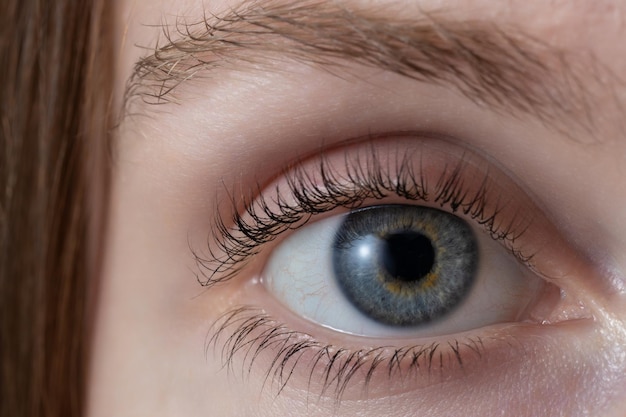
[381,232,435,282]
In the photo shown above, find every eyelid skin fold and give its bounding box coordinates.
[196,134,585,296]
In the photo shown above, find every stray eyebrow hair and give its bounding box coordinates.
[125,0,617,138]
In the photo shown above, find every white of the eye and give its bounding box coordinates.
[262,212,543,338]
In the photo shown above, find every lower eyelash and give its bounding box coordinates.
[206,306,488,404]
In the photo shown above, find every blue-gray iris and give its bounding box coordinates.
[332,205,478,327]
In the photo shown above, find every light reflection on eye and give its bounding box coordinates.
[262,203,544,338]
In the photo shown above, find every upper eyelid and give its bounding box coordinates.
[192,136,543,288]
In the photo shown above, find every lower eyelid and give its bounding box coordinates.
[205,272,590,385]
[205,302,596,403]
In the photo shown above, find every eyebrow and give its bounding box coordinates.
[124,0,614,139]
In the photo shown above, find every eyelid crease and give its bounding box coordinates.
[193,137,539,288]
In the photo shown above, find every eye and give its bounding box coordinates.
[202,135,587,399]
[263,204,544,338]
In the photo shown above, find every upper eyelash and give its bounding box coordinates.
[193,142,533,287]
[206,306,488,405]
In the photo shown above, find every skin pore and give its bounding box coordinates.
[89,0,626,416]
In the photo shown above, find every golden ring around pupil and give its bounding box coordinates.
[379,228,442,297]
[382,267,442,296]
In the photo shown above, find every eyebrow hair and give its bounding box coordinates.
[124,0,614,138]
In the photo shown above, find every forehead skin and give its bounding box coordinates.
[91,0,626,416]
